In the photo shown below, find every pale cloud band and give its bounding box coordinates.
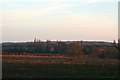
[1,0,119,3]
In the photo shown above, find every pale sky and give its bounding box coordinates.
[1,0,119,42]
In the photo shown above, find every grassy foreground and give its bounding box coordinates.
[3,63,119,78]
[2,53,119,78]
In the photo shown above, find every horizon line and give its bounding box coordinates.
[1,39,118,43]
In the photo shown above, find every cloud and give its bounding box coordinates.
[83,0,119,3]
[1,0,118,4]
[2,0,118,24]
[2,2,77,22]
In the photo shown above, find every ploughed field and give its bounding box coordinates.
[1,53,119,78]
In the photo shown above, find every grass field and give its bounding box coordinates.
[2,53,119,78]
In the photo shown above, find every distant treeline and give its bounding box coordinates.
[2,40,119,59]
[2,41,84,54]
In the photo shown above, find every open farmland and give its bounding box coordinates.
[1,53,119,78]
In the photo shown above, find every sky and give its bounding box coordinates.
[1,0,119,42]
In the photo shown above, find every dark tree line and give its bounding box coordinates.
[2,40,119,59]
[2,41,91,55]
